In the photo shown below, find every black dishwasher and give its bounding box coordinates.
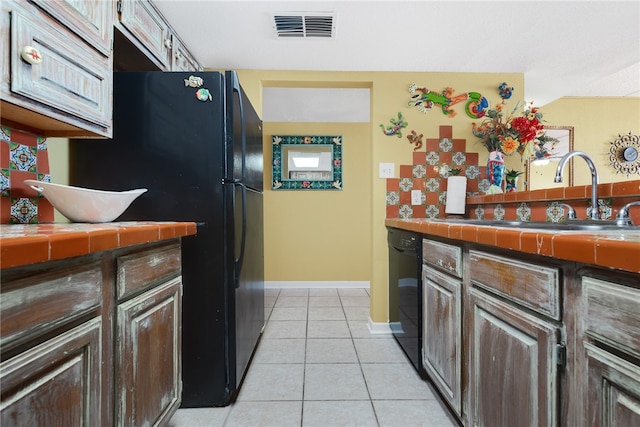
[387,227,424,376]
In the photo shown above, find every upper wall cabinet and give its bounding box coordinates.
[116,0,170,69]
[31,0,112,56]
[116,0,201,72]
[0,0,113,138]
[171,34,202,72]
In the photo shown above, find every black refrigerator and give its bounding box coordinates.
[70,71,265,407]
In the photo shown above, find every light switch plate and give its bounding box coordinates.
[411,190,422,205]
[379,163,395,178]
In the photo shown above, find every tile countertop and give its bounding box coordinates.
[386,218,640,274]
[0,222,197,270]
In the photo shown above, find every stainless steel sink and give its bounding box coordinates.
[432,218,639,231]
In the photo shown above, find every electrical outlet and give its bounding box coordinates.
[411,190,422,205]
[379,163,395,178]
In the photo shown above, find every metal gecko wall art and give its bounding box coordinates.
[407,83,488,119]
[380,112,408,138]
[498,82,514,100]
[406,130,423,151]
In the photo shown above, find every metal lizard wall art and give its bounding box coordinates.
[380,112,408,138]
[406,130,423,151]
[407,83,488,119]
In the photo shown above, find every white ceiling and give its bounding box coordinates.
[154,0,640,107]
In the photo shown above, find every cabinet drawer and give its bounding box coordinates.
[422,239,462,278]
[469,250,560,320]
[31,0,112,56]
[0,317,102,426]
[583,277,640,359]
[0,262,102,349]
[116,244,181,301]
[10,9,111,128]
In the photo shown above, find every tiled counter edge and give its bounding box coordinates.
[385,219,640,274]
[0,222,198,269]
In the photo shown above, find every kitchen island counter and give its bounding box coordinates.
[0,221,197,269]
[386,218,640,273]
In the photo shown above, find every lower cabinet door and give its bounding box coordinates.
[422,265,462,417]
[469,288,559,427]
[116,277,182,426]
[0,318,102,426]
[584,342,640,426]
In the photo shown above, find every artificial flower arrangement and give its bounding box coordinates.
[472,101,558,160]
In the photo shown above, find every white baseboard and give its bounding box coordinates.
[264,281,370,289]
[367,317,393,335]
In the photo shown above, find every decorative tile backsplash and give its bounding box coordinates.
[385,125,640,223]
[1,126,53,224]
[386,125,488,219]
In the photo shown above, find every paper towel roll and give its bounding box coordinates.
[445,176,467,214]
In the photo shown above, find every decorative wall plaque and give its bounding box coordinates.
[608,132,640,177]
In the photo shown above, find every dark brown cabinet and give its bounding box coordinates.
[1,318,103,426]
[415,235,640,426]
[468,250,561,427]
[0,240,184,426]
[579,275,640,427]
[116,277,182,426]
[421,238,463,418]
[469,288,559,426]
[1,259,108,425]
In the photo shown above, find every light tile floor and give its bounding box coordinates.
[168,288,458,427]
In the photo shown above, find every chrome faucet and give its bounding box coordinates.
[554,151,600,220]
[616,200,640,225]
[559,203,577,220]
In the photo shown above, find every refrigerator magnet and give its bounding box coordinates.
[184,75,204,87]
[196,88,212,102]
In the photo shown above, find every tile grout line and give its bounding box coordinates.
[300,290,309,426]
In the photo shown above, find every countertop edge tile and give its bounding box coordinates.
[0,222,197,269]
[594,237,640,273]
[386,219,640,273]
[48,231,90,262]
[0,235,50,269]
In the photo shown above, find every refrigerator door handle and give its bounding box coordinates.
[231,71,247,183]
[233,181,247,288]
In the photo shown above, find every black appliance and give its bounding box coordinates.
[70,71,264,407]
[387,227,424,375]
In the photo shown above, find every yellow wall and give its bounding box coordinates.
[236,70,524,323]
[540,97,640,185]
[48,69,639,325]
[263,122,372,282]
[45,137,69,223]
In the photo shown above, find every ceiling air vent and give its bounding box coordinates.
[273,12,336,38]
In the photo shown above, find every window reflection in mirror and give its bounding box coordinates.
[284,145,333,180]
[272,135,343,190]
[526,126,574,190]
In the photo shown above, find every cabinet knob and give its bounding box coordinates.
[175,51,183,60]
[20,46,43,65]
[164,39,172,49]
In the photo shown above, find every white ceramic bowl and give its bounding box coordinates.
[24,180,147,223]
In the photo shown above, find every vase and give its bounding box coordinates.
[486,151,505,191]
[505,177,518,192]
